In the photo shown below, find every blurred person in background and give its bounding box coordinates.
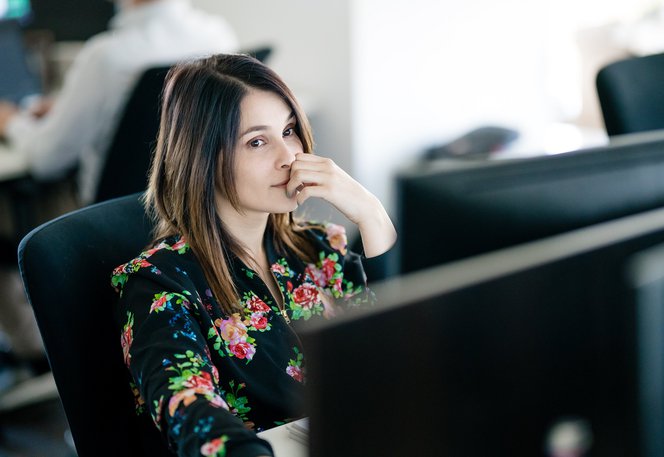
[0,0,238,407]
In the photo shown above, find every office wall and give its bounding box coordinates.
[192,0,660,217]
[348,0,659,212]
[350,0,554,211]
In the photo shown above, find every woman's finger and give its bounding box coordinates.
[293,152,325,162]
[286,169,326,197]
[290,155,333,174]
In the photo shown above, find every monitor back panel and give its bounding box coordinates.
[303,208,664,457]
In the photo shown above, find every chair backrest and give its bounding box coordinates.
[17,193,171,456]
[93,66,171,204]
[596,52,664,136]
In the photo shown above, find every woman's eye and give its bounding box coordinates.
[283,127,294,137]
[249,139,265,148]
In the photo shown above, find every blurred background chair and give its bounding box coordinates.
[93,47,273,204]
[596,52,664,136]
[1,63,170,252]
[92,66,171,204]
[17,193,171,456]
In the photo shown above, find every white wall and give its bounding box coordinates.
[351,0,555,212]
[349,0,660,213]
[192,0,661,220]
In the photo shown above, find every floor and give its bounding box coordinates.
[0,398,73,457]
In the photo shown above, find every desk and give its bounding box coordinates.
[0,143,29,182]
[257,419,308,457]
[607,128,664,147]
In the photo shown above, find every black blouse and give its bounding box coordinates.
[111,222,374,457]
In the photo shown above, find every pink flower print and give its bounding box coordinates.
[167,389,196,417]
[246,295,270,313]
[171,238,188,252]
[150,294,169,313]
[121,313,134,366]
[210,363,220,384]
[292,283,321,309]
[271,262,286,275]
[306,257,339,288]
[286,365,304,383]
[201,436,228,457]
[321,257,337,279]
[218,314,248,346]
[183,372,215,391]
[168,375,229,417]
[305,264,326,288]
[170,388,202,416]
[121,328,133,366]
[229,342,256,360]
[325,223,347,255]
[250,312,268,330]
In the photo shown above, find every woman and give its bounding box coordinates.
[112,53,396,457]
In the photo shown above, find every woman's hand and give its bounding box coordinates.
[0,101,19,137]
[26,96,55,118]
[286,153,396,258]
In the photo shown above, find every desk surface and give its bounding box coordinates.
[0,144,28,182]
[257,419,308,457]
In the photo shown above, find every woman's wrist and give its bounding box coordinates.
[357,196,397,258]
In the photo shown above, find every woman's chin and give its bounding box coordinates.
[269,199,299,214]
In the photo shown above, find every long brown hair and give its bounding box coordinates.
[146,53,317,314]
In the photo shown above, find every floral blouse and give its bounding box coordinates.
[111,223,374,457]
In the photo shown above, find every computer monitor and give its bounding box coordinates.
[627,242,664,457]
[396,136,664,274]
[0,19,41,103]
[0,0,31,22]
[25,0,114,41]
[302,206,664,457]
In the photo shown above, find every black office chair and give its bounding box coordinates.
[93,66,171,204]
[17,193,171,456]
[596,52,664,136]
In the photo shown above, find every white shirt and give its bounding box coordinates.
[5,0,238,204]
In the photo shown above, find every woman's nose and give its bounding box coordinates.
[278,141,297,169]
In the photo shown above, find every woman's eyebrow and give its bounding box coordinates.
[240,125,268,137]
[240,111,296,137]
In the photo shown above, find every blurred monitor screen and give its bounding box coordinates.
[25,0,114,41]
[396,137,664,275]
[0,0,31,21]
[0,19,41,103]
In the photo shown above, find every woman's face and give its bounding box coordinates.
[221,88,303,217]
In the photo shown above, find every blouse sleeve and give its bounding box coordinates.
[112,261,273,457]
[304,222,376,308]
